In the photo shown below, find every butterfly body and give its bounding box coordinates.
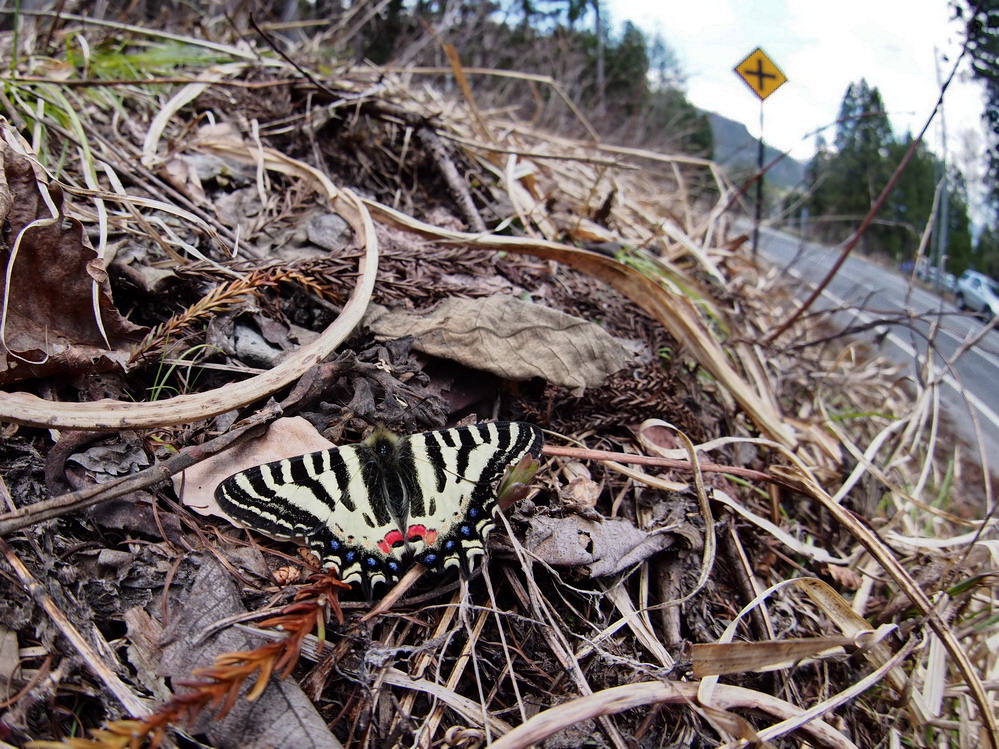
[215,422,543,592]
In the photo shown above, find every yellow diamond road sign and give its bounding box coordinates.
[734,48,787,101]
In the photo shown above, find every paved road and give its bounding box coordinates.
[751,223,999,467]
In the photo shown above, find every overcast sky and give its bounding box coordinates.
[601,0,989,171]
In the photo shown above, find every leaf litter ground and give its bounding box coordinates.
[0,14,996,749]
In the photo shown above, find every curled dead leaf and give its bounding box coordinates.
[824,564,863,591]
[0,139,145,385]
[523,514,679,577]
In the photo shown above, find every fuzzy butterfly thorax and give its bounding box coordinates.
[215,422,544,596]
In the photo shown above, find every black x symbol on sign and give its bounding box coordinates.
[735,48,787,100]
[745,58,776,90]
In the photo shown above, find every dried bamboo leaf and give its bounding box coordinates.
[691,637,854,678]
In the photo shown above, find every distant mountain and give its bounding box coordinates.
[705,111,806,192]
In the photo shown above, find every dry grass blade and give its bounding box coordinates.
[488,681,857,749]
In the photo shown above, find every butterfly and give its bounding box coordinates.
[215,421,543,595]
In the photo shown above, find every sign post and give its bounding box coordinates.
[734,48,787,259]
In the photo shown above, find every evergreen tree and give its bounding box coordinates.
[945,172,974,272]
[807,80,895,252]
[954,0,999,203]
[833,79,893,207]
[603,21,650,115]
[806,81,974,263]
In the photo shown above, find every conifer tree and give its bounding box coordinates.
[806,80,973,264]
[954,0,998,203]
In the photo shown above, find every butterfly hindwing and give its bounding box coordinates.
[214,421,544,591]
[403,422,543,577]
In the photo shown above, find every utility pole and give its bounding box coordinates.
[753,103,765,258]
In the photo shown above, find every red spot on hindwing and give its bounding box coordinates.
[378,529,405,555]
[407,524,438,545]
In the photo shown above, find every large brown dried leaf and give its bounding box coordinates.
[365,295,632,396]
[0,143,145,385]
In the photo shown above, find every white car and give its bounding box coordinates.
[956,270,999,319]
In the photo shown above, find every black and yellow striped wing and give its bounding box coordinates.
[215,422,543,592]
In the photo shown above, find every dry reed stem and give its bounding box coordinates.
[0,160,378,429]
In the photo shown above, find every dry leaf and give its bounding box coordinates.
[825,564,863,591]
[159,556,342,749]
[691,637,854,678]
[523,515,678,577]
[68,441,151,481]
[560,461,601,514]
[365,295,632,396]
[0,142,145,385]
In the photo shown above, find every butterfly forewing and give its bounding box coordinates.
[214,421,544,592]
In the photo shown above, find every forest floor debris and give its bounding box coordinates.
[0,11,995,749]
